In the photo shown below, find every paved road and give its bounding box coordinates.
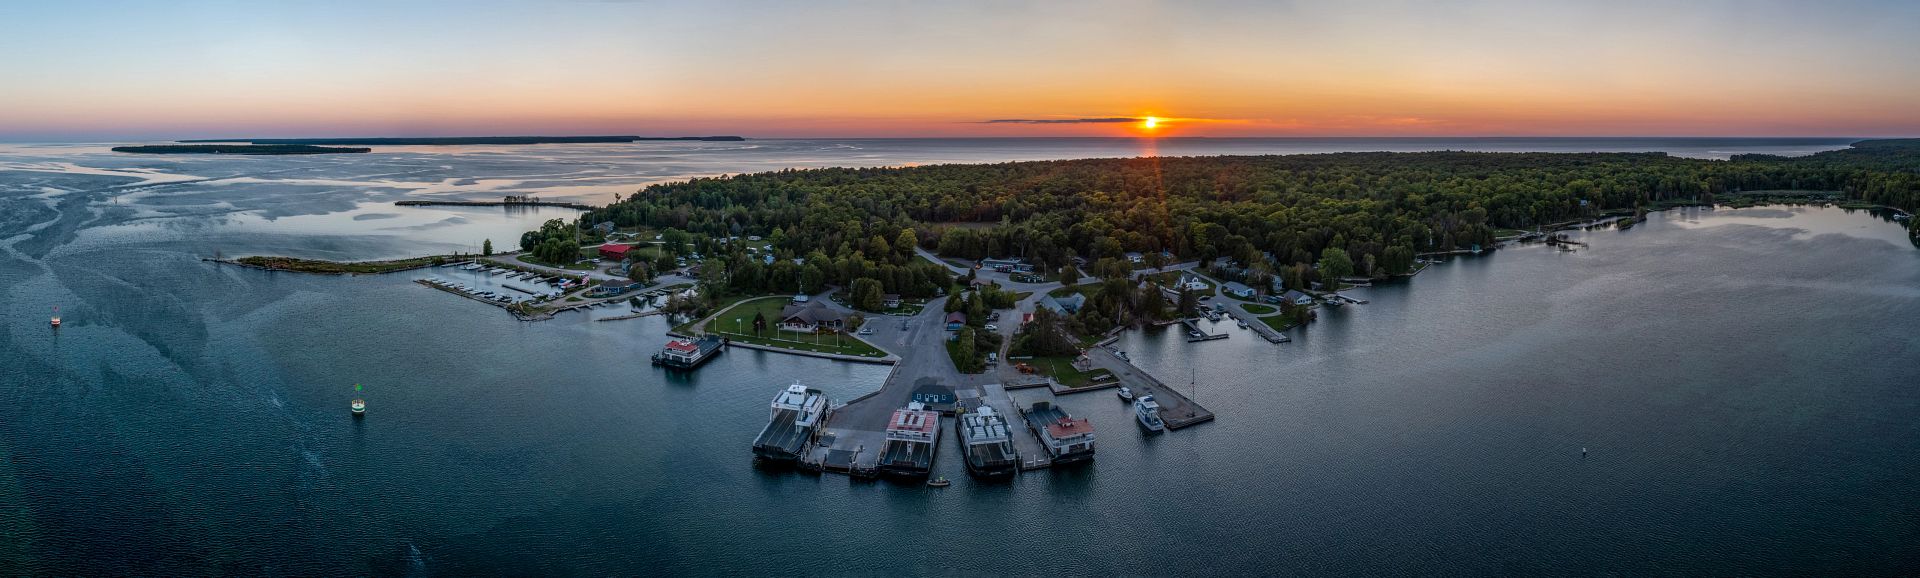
[808,296,971,470]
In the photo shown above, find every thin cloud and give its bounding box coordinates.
[981,117,1141,124]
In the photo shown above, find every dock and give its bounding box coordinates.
[1083,347,1214,430]
[794,296,1063,476]
[1222,308,1290,343]
[977,382,1054,470]
[1180,318,1230,342]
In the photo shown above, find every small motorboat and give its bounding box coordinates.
[1187,330,1203,338]
[1116,386,1134,402]
[50,306,61,328]
[351,398,366,417]
[926,476,951,487]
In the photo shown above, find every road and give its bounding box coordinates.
[806,296,970,472]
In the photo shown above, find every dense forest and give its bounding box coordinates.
[575,139,1920,297]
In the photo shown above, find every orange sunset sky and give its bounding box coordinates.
[3,0,1918,140]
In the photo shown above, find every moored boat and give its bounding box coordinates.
[1116,386,1134,402]
[1023,401,1095,464]
[652,335,725,369]
[956,405,1018,479]
[751,382,830,462]
[877,402,941,478]
[1134,395,1165,433]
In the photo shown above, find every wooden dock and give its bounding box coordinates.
[1222,308,1290,343]
[1180,319,1230,342]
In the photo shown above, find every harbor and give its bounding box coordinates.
[766,291,1214,481]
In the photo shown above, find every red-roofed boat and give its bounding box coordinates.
[652,335,725,369]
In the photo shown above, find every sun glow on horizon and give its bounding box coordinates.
[1142,116,1160,131]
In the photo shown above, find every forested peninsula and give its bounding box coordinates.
[112,144,371,155]
[590,138,1918,269]
[507,138,1920,341]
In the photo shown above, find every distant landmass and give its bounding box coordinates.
[178,135,746,145]
[112,144,372,155]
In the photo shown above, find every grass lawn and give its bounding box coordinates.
[670,292,781,334]
[1023,355,1115,389]
[1240,303,1277,315]
[703,296,886,358]
[1257,314,1299,332]
[516,254,596,271]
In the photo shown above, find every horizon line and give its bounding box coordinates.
[0,135,1900,144]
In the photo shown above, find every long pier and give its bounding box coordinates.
[1222,308,1290,343]
[1082,347,1214,430]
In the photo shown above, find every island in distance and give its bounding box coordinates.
[179,135,746,145]
[110,144,372,155]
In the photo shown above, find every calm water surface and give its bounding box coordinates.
[2,142,1917,575]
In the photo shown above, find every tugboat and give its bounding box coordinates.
[1116,386,1135,402]
[1134,395,1166,433]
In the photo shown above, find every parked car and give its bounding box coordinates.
[984,324,999,331]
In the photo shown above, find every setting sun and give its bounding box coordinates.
[1141,116,1160,131]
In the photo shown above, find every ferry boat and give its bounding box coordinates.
[1022,401,1095,464]
[651,335,724,369]
[955,406,1019,479]
[878,402,941,478]
[750,382,830,462]
[1134,395,1166,433]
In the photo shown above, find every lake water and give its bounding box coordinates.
[2,140,1917,575]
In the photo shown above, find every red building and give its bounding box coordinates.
[598,243,633,260]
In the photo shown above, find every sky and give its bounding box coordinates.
[3,0,1918,140]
